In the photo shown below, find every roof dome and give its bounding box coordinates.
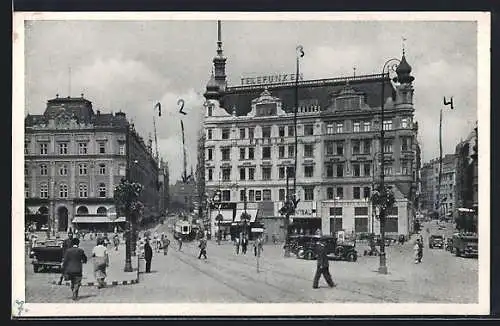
[206,72,219,91]
[395,54,415,84]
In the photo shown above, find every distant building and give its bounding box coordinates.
[455,122,478,213]
[169,179,196,213]
[24,95,161,234]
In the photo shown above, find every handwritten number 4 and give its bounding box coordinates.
[178,99,187,115]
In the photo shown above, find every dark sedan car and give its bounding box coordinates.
[30,239,64,273]
[428,235,445,249]
[296,235,358,262]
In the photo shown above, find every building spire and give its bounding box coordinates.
[217,20,223,56]
[402,36,407,56]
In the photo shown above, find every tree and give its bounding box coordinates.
[196,129,206,223]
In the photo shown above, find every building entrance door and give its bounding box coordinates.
[57,206,69,232]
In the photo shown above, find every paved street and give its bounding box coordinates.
[25,222,478,304]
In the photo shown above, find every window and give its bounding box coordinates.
[384,166,393,176]
[25,141,30,155]
[248,128,254,139]
[119,143,125,155]
[40,183,48,198]
[39,143,48,155]
[353,187,361,199]
[363,139,371,154]
[99,163,106,175]
[383,141,393,153]
[79,183,88,198]
[59,183,68,198]
[240,128,246,139]
[402,162,410,175]
[248,147,254,159]
[40,164,48,175]
[304,124,314,136]
[97,207,107,215]
[330,217,343,234]
[98,183,106,197]
[98,142,106,154]
[59,165,68,176]
[287,166,295,178]
[364,163,371,177]
[385,218,398,233]
[279,167,286,179]
[279,146,285,158]
[363,187,371,199]
[262,167,271,180]
[352,140,360,154]
[325,141,334,156]
[25,165,29,176]
[279,126,285,137]
[288,145,295,158]
[222,168,231,181]
[279,189,286,201]
[263,189,271,201]
[353,122,360,132]
[383,120,392,131]
[304,186,315,201]
[249,190,255,202]
[304,144,314,158]
[58,142,68,155]
[353,164,360,177]
[401,118,408,128]
[79,163,88,175]
[326,164,334,178]
[330,207,343,216]
[78,142,88,154]
[207,129,213,140]
[25,183,29,198]
[222,128,230,140]
[240,148,245,160]
[207,148,213,161]
[239,168,246,180]
[240,190,246,202]
[221,148,230,161]
[336,187,344,199]
[336,164,344,177]
[326,123,334,134]
[262,127,271,138]
[77,206,89,215]
[363,121,371,132]
[119,164,126,176]
[304,165,314,178]
[336,122,343,133]
[208,106,213,116]
[355,207,369,216]
[222,190,231,201]
[255,190,262,201]
[355,217,369,233]
[288,126,294,137]
[248,168,255,180]
[262,147,271,159]
[336,142,344,156]
[327,187,334,200]
[401,137,411,151]
[208,168,213,181]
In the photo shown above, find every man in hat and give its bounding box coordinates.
[62,237,87,300]
[313,242,336,289]
[58,231,74,285]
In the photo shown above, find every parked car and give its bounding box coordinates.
[451,233,478,258]
[30,239,64,273]
[284,235,317,256]
[296,235,358,262]
[428,234,445,249]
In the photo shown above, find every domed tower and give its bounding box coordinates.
[204,20,227,101]
[392,50,415,108]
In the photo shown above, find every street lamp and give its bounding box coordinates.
[281,166,299,257]
[377,58,400,275]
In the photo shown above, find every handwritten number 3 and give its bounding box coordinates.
[178,99,187,115]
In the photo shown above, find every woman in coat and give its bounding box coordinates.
[144,238,153,273]
[92,238,109,289]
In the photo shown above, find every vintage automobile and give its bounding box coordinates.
[283,235,317,256]
[296,235,358,262]
[30,239,64,273]
[451,233,478,258]
[428,234,445,249]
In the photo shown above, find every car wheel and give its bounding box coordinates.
[347,252,357,262]
[33,265,39,273]
[297,249,305,259]
[456,249,461,257]
[304,250,315,260]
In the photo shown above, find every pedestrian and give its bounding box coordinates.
[198,237,207,259]
[254,236,263,257]
[414,238,423,263]
[241,237,248,255]
[177,237,183,252]
[92,238,109,289]
[235,237,240,254]
[113,233,120,251]
[153,231,160,252]
[61,237,87,301]
[312,242,336,289]
[144,238,153,273]
[58,232,74,285]
[162,236,171,256]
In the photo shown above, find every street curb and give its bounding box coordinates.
[50,278,139,287]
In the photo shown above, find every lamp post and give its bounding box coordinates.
[378,58,400,275]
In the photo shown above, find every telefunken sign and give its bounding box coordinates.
[240,73,304,86]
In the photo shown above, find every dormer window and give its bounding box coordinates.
[208,106,213,117]
[333,82,364,111]
[256,103,277,116]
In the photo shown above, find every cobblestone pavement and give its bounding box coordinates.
[24,222,478,304]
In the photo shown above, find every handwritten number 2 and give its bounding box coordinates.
[178,99,187,115]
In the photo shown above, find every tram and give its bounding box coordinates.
[173,220,197,241]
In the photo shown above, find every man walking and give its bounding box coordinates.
[58,232,74,285]
[144,238,153,273]
[241,237,248,255]
[313,242,336,289]
[177,237,183,252]
[62,237,87,301]
[198,237,207,259]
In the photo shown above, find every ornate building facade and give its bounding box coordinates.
[24,95,162,234]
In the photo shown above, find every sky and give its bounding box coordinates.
[23,16,479,184]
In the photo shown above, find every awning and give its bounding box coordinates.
[234,209,258,223]
[72,215,126,223]
[211,209,234,222]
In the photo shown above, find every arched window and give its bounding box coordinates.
[59,164,68,176]
[98,183,106,198]
[40,183,48,198]
[79,183,88,198]
[99,163,106,175]
[76,206,89,215]
[59,183,68,198]
[97,206,107,215]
